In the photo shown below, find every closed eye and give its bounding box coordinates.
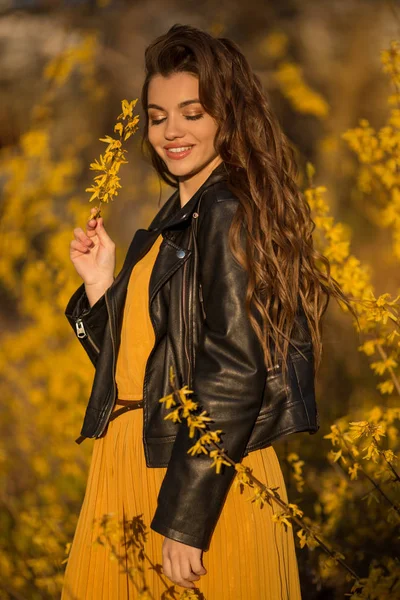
[150,115,204,125]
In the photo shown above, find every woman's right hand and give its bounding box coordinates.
[69,207,116,287]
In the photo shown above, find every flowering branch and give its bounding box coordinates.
[92,513,183,600]
[159,366,362,585]
[324,420,400,516]
[85,99,140,219]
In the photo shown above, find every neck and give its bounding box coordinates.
[178,156,223,208]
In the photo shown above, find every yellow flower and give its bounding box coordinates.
[114,122,124,137]
[209,449,231,474]
[119,99,138,120]
[158,393,177,409]
[186,413,212,437]
[163,408,182,423]
[86,99,139,213]
[272,511,293,528]
[348,462,361,480]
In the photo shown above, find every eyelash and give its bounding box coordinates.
[150,114,204,125]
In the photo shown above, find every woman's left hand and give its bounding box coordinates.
[162,537,207,589]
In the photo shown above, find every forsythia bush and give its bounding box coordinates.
[0,22,398,600]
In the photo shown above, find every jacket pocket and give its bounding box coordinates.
[258,359,289,418]
[257,347,314,419]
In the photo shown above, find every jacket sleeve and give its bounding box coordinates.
[150,195,267,551]
[65,281,112,367]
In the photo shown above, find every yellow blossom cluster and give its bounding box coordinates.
[257,30,329,118]
[1,20,400,599]
[85,99,140,218]
[342,41,400,259]
[0,34,109,597]
[43,32,105,103]
[286,452,306,493]
[160,367,358,583]
[303,63,400,594]
[274,62,330,117]
[324,406,400,487]
[305,162,400,417]
[91,513,188,599]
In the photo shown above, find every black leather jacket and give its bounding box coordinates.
[65,162,319,551]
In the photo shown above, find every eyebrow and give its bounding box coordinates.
[147,99,201,111]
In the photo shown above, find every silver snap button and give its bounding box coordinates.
[192,212,199,219]
[176,249,186,258]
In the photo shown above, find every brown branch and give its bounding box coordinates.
[336,425,400,515]
[167,372,362,585]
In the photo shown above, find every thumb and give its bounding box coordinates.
[95,217,112,244]
[191,557,207,575]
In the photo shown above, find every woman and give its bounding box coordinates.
[62,24,356,599]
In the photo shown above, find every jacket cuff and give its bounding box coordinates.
[65,282,106,321]
[149,519,208,551]
[64,282,109,365]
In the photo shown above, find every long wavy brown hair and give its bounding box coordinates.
[140,23,360,386]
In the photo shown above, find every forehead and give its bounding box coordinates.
[147,72,200,107]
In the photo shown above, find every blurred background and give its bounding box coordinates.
[0,0,399,598]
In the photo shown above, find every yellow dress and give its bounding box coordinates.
[61,233,302,600]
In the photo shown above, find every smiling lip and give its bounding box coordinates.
[165,145,194,160]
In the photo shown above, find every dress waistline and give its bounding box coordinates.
[75,399,143,445]
[115,398,143,407]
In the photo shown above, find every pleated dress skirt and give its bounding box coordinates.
[61,234,302,600]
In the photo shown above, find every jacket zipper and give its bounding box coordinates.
[142,281,160,438]
[92,289,117,438]
[75,318,100,354]
[143,236,168,423]
[182,258,191,386]
[182,192,206,387]
[192,208,206,320]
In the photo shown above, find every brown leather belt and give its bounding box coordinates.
[74,399,144,445]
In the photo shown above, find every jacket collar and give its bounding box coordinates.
[147,161,229,233]
[109,161,229,297]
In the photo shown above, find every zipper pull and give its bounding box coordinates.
[75,318,87,339]
[199,283,204,304]
[199,284,206,320]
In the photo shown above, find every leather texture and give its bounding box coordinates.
[65,162,319,550]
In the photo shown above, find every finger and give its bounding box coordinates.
[190,555,207,576]
[171,555,183,587]
[73,227,93,247]
[180,555,200,583]
[171,555,195,588]
[171,556,195,589]
[162,553,172,580]
[87,219,97,233]
[70,239,91,254]
[87,208,99,233]
[93,217,114,247]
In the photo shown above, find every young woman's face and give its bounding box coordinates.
[147,71,220,178]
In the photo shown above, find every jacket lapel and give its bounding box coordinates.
[108,162,229,317]
[148,161,229,232]
[149,236,192,305]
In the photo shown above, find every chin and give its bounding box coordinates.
[166,161,199,177]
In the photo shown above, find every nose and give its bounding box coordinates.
[163,114,186,140]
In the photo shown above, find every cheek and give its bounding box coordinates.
[147,128,156,145]
[147,128,163,152]
[199,119,218,144]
